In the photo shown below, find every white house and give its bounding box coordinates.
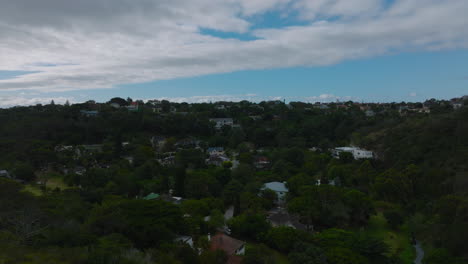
[0,170,11,178]
[174,235,194,248]
[209,118,234,129]
[207,147,225,156]
[333,147,374,160]
[262,181,288,202]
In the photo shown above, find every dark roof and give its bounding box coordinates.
[267,209,307,231]
[227,255,243,264]
[210,233,244,256]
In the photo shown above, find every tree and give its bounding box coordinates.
[87,199,185,248]
[13,163,35,182]
[242,244,276,264]
[223,179,243,206]
[265,226,305,253]
[325,247,369,264]
[199,249,227,264]
[228,213,271,241]
[108,97,128,106]
[288,243,327,264]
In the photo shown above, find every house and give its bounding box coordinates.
[267,207,308,231]
[313,103,329,110]
[254,156,270,169]
[262,182,288,202]
[248,115,262,121]
[209,118,234,129]
[160,194,183,205]
[0,170,11,178]
[159,155,176,166]
[80,144,103,152]
[207,147,225,156]
[365,110,375,117]
[150,136,166,150]
[174,235,194,248]
[206,154,230,167]
[332,147,374,160]
[143,192,160,200]
[54,145,74,152]
[175,138,201,149]
[209,233,245,264]
[80,110,99,117]
[109,102,121,109]
[452,103,463,110]
[126,102,139,111]
[74,166,86,176]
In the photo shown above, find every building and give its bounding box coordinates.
[207,147,225,156]
[109,102,121,108]
[333,147,374,160]
[206,154,230,167]
[143,192,160,200]
[80,110,99,117]
[0,170,11,178]
[365,110,375,117]
[254,156,270,169]
[126,102,139,111]
[174,235,194,248]
[210,233,245,264]
[267,207,307,231]
[209,118,234,129]
[262,182,288,202]
[150,136,166,150]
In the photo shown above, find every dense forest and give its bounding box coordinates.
[0,97,467,264]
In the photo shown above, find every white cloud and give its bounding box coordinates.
[0,95,73,108]
[0,0,467,92]
[303,94,356,102]
[409,92,417,97]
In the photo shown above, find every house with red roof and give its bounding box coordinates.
[209,232,245,264]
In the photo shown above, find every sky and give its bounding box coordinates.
[0,0,467,107]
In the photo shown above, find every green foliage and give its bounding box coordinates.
[228,213,271,241]
[87,198,185,248]
[265,227,309,253]
[242,244,277,264]
[288,242,327,264]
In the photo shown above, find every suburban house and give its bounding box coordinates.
[80,110,99,117]
[365,110,376,117]
[0,170,11,178]
[332,147,374,160]
[267,207,307,231]
[207,147,225,156]
[54,145,74,152]
[206,154,230,167]
[175,138,202,150]
[209,232,245,264]
[209,118,234,129]
[174,235,194,248]
[82,144,103,152]
[254,156,270,169]
[160,194,183,205]
[150,136,166,150]
[159,155,176,166]
[215,104,227,110]
[262,181,289,202]
[109,102,121,108]
[143,192,160,200]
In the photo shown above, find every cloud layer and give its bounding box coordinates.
[0,0,467,91]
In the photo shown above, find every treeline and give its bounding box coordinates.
[0,99,466,263]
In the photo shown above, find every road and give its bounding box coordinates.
[413,240,424,264]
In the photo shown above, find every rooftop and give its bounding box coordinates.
[210,233,245,256]
[263,182,288,193]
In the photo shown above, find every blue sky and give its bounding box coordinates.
[0,0,467,106]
